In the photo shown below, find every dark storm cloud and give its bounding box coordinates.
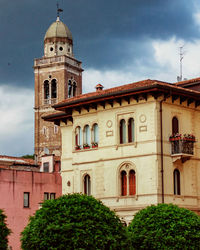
[0,0,198,87]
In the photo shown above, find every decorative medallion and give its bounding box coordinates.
[106,120,113,128]
[139,114,146,123]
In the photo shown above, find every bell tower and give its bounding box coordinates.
[34,14,83,159]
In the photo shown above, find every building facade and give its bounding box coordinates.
[0,155,62,250]
[45,79,200,223]
[34,16,83,159]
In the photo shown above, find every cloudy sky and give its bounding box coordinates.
[1,0,200,156]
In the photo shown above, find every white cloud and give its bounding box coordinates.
[0,85,34,156]
[83,36,200,93]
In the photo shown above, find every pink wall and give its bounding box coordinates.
[0,168,62,250]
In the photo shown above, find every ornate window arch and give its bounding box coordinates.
[128,118,135,143]
[92,123,99,144]
[44,80,49,99]
[84,174,91,195]
[119,163,136,196]
[75,126,82,147]
[120,119,126,144]
[51,79,57,99]
[83,125,91,146]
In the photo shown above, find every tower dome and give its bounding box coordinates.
[44,17,73,40]
[44,17,73,57]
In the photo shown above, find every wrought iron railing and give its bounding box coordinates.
[171,140,195,155]
[43,98,57,105]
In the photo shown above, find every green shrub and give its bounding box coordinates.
[21,194,128,250]
[0,209,11,250]
[128,203,200,250]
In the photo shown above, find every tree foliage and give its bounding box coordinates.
[128,203,200,250]
[0,209,11,250]
[21,194,128,250]
[21,154,34,160]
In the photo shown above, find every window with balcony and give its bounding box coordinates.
[84,175,91,195]
[174,169,180,195]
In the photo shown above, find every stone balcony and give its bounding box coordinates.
[170,139,195,162]
[34,55,82,68]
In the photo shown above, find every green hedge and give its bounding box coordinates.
[128,203,200,250]
[0,209,11,250]
[21,194,128,250]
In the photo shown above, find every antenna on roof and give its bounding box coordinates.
[177,45,185,82]
[56,1,63,20]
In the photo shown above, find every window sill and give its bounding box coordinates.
[74,147,98,152]
[118,142,137,148]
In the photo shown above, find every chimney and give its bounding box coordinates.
[95,84,104,92]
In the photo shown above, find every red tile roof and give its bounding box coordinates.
[0,155,37,166]
[175,77,200,86]
[54,79,200,109]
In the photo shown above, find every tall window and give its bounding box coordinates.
[93,123,99,143]
[24,192,30,208]
[121,171,127,196]
[75,126,82,146]
[84,125,91,145]
[43,162,49,172]
[72,82,77,97]
[68,80,72,98]
[44,80,49,99]
[51,79,57,98]
[120,119,126,144]
[172,116,179,134]
[120,168,136,196]
[128,118,134,143]
[129,170,136,195]
[174,169,180,195]
[84,175,91,195]
[68,80,77,98]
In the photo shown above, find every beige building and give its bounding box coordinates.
[34,16,83,159]
[45,78,200,223]
[35,17,200,223]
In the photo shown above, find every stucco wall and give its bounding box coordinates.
[0,169,62,250]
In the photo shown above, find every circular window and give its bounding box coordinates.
[59,47,63,51]
[50,47,53,51]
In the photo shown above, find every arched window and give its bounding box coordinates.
[72,81,77,97]
[84,174,91,195]
[75,126,82,146]
[120,119,126,144]
[174,169,180,195]
[129,170,136,195]
[93,123,99,144]
[84,125,91,145]
[172,116,179,134]
[121,171,127,196]
[51,79,57,99]
[68,80,72,98]
[128,118,134,143]
[44,80,49,99]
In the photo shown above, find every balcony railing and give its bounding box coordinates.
[170,140,195,155]
[34,55,82,68]
[43,98,57,105]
